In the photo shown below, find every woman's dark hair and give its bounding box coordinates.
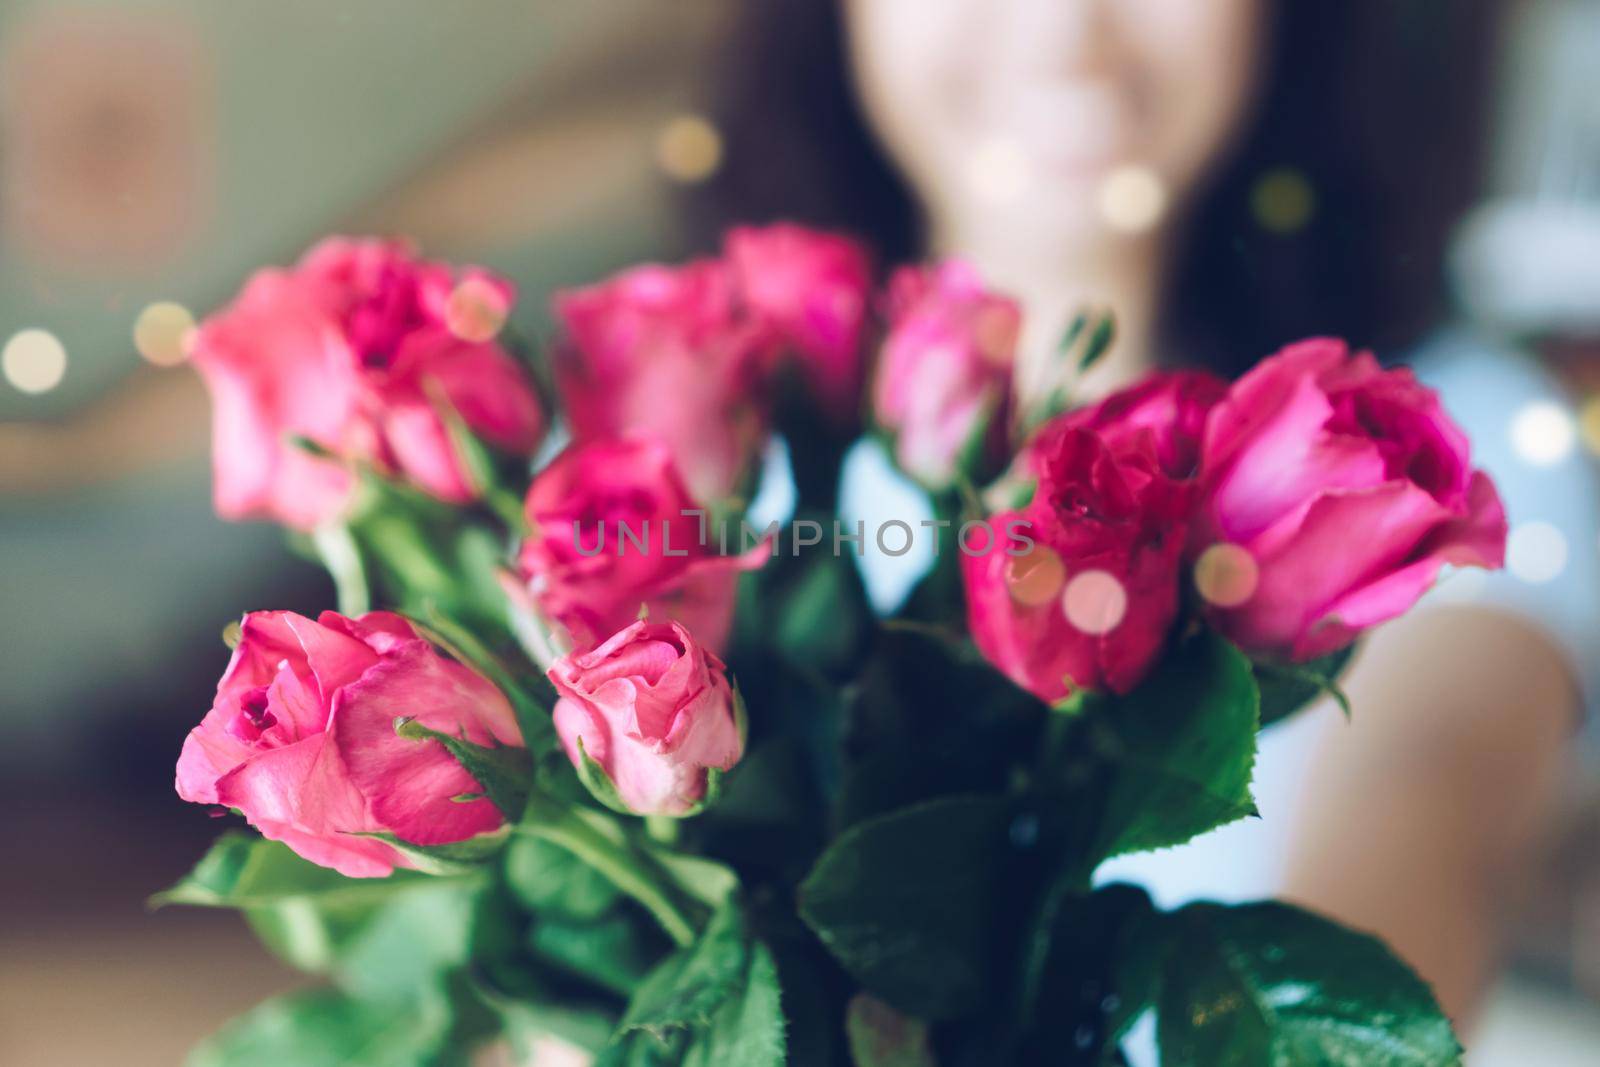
[688,1,1505,375]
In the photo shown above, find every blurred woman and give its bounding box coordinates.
[692,0,1596,1026]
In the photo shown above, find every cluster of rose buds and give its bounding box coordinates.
[177,227,1506,876]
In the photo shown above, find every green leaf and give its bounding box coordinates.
[505,834,622,920]
[185,986,455,1067]
[573,735,637,815]
[530,911,665,996]
[845,994,936,1067]
[1088,631,1259,860]
[600,899,786,1067]
[344,826,511,876]
[394,716,532,821]
[1077,311,1117,373]
[798,796,1013,1020]
[1152,901,1463,1066]
[1254,642,1357,727]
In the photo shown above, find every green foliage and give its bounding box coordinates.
[798,796,1014,1020]
[185,987,459,1067]
[1085,631,1260,860]
[1254,643,1357,727]
[1142,901,1462,1066]
[599,899,787,1067]
[393,716,532,821]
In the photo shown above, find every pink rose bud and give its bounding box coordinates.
[189,237,545,530]
[549,619,743,816]
[553,259,777,504]
[964,427,1193,702]
[1194,338,1507,660]
[517,436,764,655]
[724,223,873,420]
[175,610,524,877]
[873,260,1020,489]
[1033,370,1228,480]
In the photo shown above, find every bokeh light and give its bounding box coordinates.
[1510,401,1576,466]
[1251,168,1317,234]
[1062,569,1128,635]
[2,328,68,394]
[1006,544,1066,607]
[1097,165,1167,234]
[967,136,1031,207]
[445,277,510,343]
[132,301,195,366]
[1506,520,1568,584]
[1194,543,1259,608]
[655,114,723,184]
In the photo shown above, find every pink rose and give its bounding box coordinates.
[175,610,523,877]
[964,427,1193,702]
[190,237,544,530]
[1194,338,1507,660]
[549,620,743,816]
[1031,370,1228,480]
[553,259,776,504]
[724,223,873,419]
[873,260,1021,488]
[517,436,764,654]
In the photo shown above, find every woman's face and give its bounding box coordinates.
[844,0,1266,250]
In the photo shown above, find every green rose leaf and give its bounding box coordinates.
[153,832,433,972]
[798,795,1013,1020]
[504,833,622,920]
[184,986,454,1067]
[599,898,786,1067]
[1089,631,1259,860]
[1151,901,1463,1066]
[1254,642,1357,727]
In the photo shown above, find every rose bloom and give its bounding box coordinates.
[724,223,873,420]
[553,259,777,504]
[517,436,764,654]
[175,610,523,877]
[873,260,1021,488]
[965,426,1193,702]
[189,237,545,530]
[1194,338,1507,660]
[549,619,743,816]
[1032,370,1228,480]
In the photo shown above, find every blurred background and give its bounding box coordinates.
[2,2,1598,1064]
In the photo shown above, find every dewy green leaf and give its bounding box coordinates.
[1254,642,1358,727]
[1152,901,1463,1067]
[1089,631,1259,861]
[798,795,1012,1020]
[394,716,532,821]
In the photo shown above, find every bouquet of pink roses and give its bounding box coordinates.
[160,228,1505,1066]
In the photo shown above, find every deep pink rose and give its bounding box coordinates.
[1194,338,1507,660]
[553,259,777,504]
[964,427,1192,702]
[175,610,523,877]
[873,260,1021,488]
[517,436,764,654]
[549,619,743,816]
[1031,370,1228,480]
[724,223,873,420]
[190,237,545,530]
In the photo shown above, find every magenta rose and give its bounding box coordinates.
[517,436,764,655]
[873,260,1021,488]
[1194,338,1507,660]
[1031,370,1228,480]
[724,223,873,420]
[549,619,743,816]
[965,426,1193,702]
[553,259,777,504]
[190,237,545,529]
[175,610,523,877]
